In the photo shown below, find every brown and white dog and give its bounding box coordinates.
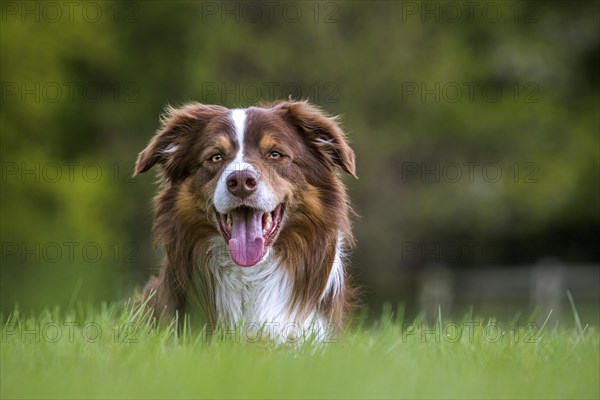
[135,100,356,341]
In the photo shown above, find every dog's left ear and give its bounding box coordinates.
[276,101,357,178]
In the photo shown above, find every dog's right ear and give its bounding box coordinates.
[135,103,227,180]
[274,101,357,178]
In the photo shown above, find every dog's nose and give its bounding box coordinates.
[226,169,258,198]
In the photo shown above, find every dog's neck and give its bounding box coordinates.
[203,235,344,342]
[208,245,291,325]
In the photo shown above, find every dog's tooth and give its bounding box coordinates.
[265,212,272,230]
[226,213,232,230]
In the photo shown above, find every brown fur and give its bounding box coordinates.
[135,101,357,329]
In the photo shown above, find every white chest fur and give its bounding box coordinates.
[209,247,293,326]
[206,239,343,342]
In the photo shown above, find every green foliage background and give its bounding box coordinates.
[1,1,598,313]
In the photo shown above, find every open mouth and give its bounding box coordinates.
[217,204,284,267]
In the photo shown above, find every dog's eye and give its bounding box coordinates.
[210,154,223,163]
[269,151,282,159]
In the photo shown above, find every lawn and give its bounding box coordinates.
[1,300,598,400]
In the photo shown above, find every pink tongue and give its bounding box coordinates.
[228,208,265,267]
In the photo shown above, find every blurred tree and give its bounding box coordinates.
[1,1,598,312]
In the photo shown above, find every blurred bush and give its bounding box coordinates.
[1,1,598,313]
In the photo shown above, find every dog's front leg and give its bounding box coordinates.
[139,261,189,320]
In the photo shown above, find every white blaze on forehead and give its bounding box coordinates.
[231,108,247,162]
[229,108,255,173]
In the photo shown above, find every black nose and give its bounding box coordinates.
[226,169,258,198]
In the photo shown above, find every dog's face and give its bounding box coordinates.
[135,101,356,267]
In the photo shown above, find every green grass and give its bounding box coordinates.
[1,300,598,400]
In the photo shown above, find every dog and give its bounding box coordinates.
[135,100,356,341]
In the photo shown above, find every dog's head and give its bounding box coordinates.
[136,101,356,267]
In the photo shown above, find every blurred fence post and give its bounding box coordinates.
[412,261,597,326]
[531,258,565,325]
[418,263,454,321]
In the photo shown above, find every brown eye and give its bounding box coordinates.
[269,151,282,159]
[211,154,223,163]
